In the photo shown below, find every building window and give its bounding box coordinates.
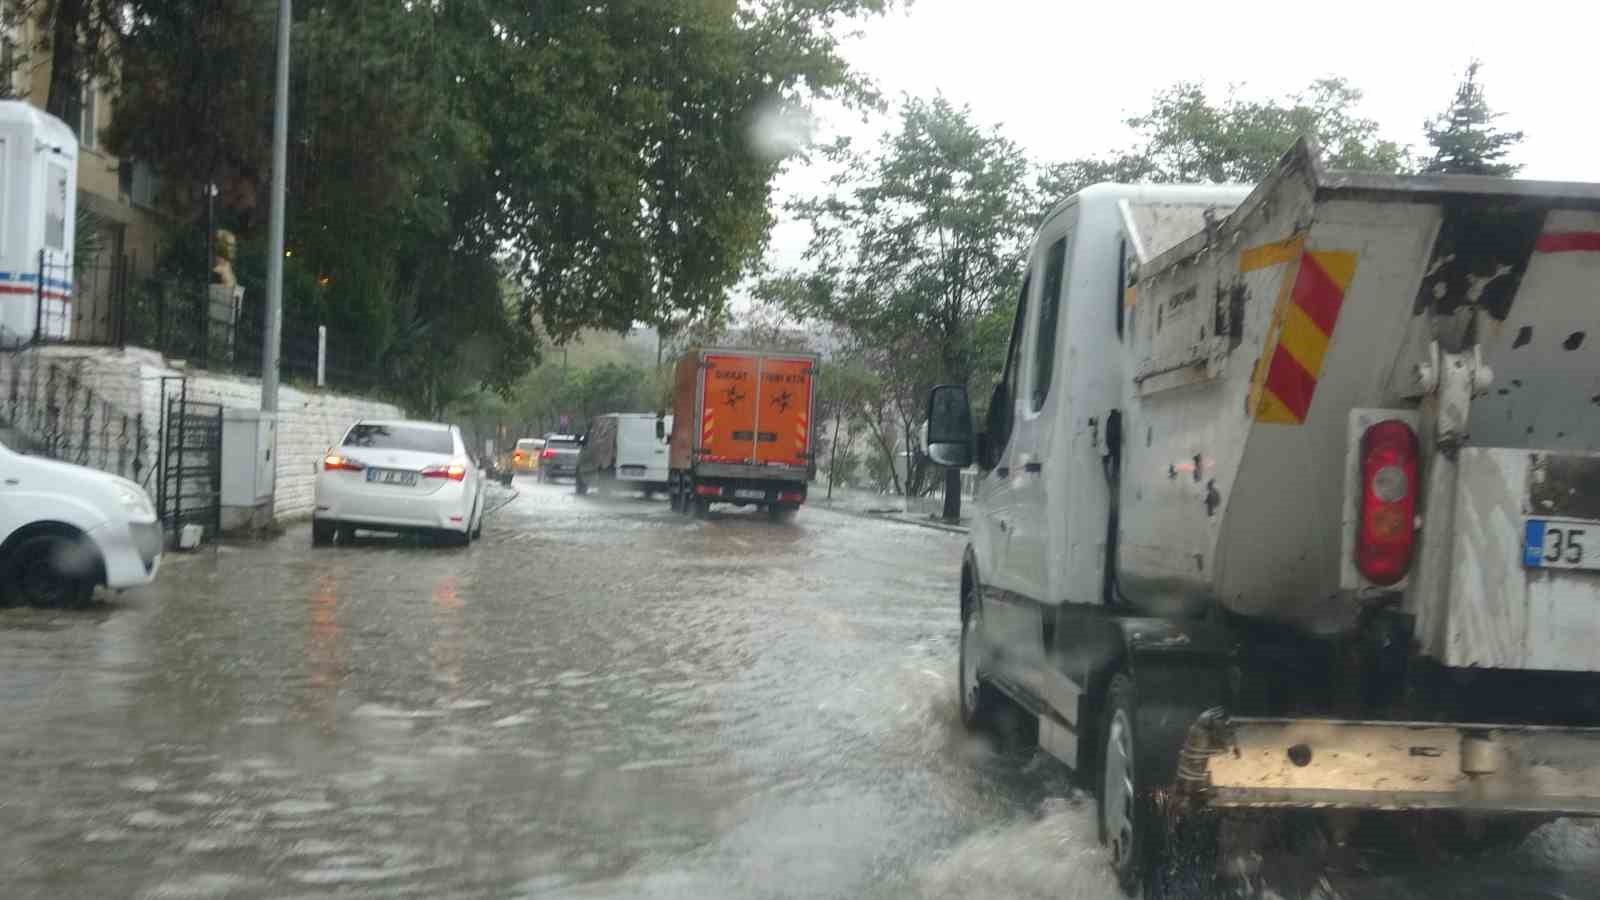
[80,81,98,151]
[45,163,67,251]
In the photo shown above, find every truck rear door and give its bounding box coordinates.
[754,356,814,468]
[700,353,759,464]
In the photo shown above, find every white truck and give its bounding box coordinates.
[925,140,1600,896]
[0,101,77,345]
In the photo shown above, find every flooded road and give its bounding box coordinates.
[2,478,1598,898]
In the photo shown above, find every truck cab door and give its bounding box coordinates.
[998,224,1075,696]
[978,268,1041,688]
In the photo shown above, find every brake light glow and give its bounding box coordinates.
[323,454,364,472]
[513,452,525,462]
[1356,420,1418,586]
[541,449,556,459]
[422,462,468,481]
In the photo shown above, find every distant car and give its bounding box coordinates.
[0,438,162,606]
[538,433,581,482]
[575,413,673,496]
[513,437,544,473]
[312,419,486,546]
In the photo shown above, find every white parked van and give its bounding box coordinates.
[575,413,673,496]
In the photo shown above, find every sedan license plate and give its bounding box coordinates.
[1524,518,1600,571]
[366,467,417,487]
[735,489,765,500]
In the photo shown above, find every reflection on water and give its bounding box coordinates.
[306,572,343,730]
[0,481,1596,898]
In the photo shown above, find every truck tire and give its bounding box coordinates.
[691,494,709,519]
[958,593,1004,731]
[575,472,589,495]
[669,479,684,512]
[1100,672,1219,899]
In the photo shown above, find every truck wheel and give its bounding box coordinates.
[669,480,684,512]
[312,519,335,547]
[692,495,709,519]
[575,473,589,496]
[958,595,1003,731]
[1100,673,1219,899]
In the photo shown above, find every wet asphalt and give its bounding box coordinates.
[1,478,1598,899]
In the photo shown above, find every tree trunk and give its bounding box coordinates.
[826,404,842,500]
[46,0,86,120]
[941,465,961,522]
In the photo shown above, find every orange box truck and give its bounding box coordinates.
[666,347,818,520]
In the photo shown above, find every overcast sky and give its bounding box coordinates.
[760,0,1600,274]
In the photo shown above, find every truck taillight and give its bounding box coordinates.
[541,449,556,459]
[1356,420,1418,586]
[513,452,524,462]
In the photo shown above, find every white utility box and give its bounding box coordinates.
[221,409,276,533]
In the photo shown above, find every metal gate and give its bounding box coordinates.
[157,378,223,540]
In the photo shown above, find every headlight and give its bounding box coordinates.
[115,484,156,519]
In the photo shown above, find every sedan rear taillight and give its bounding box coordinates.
[422,462,468,482]
[323,454,365,472]
[1356,419,1418,586]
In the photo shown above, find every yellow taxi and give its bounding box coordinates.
[512,437,545,473]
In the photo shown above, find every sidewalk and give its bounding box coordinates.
[810,487,972,535]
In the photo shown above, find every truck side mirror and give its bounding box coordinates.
[925,384,975,469]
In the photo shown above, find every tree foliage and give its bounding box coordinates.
[101,0,890,412]
[769,96,1035,391]
[1423,61,1523,176]
[1041,78,1413,199]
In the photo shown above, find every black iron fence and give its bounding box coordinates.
[2,247,387,395]
[0,349,153,486]
[118,274,386,394]
[157,378,222,537]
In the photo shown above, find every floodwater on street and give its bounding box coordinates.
[2,479,1599,899]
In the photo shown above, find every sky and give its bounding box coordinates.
[760,0,1600,274]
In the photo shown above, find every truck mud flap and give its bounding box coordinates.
[1179,714,1600,816]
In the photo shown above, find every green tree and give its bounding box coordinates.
[1041,77,1412,198]
[1423,61,1523,176]
[766,96,1036,519]
[106,0,891,409]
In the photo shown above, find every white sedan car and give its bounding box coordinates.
[0,438,162,606]
[312,419,486,547]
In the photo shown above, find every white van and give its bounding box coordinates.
[575,413,673,496]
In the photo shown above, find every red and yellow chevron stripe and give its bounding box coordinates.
[1242,238,1358,425]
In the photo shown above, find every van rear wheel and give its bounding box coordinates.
[1099,672,1220,899]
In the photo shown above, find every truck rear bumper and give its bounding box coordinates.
[693,462,808,481]
[1186,713,1600,816]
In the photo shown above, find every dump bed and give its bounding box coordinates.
[669,348,818,478]
[1120,141,1600,652]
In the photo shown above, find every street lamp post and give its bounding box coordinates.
[260,0,290,413]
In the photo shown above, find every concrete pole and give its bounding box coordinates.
[260,0,290,413]
[316,325,326,387]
